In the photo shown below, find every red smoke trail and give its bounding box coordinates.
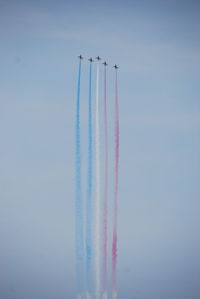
[112,69,119,298]
[102,65,108,296]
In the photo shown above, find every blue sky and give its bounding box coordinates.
[0,0,200,298]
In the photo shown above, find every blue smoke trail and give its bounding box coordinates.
[86,62,93,295]
[75,60,84,297]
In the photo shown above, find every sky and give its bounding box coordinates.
[0,0,200,298]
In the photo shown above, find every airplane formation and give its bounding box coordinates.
[78,55,119,69]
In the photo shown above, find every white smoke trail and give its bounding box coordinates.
[77,293,85,299]
[102,291,108,299]
[77,292,92,299]
[95,60,101,298]
[112,290,118,299]
[86,292,93,299]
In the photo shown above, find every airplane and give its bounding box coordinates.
[103,61,108,66]
[113,64,119,69]
[88,57,94,62]
[78,55,83,60]
[96,56,101,61]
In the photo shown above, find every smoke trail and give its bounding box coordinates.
[75,59,84,298]
[86,62,93,295]
[95,60,101,298]
[112,69,119,299]
[102,64,108,299]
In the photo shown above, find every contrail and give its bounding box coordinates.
[86,61,94,297]
[95,59,101,298]
[112,69,119,299]
[102,63,108,299]
[75,59,84,299]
